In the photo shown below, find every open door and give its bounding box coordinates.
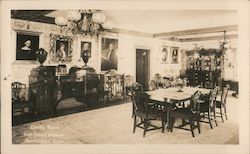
[136,48,150,91]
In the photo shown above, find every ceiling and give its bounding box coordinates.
[104,10,237,34]
[45,10,238,33]
[11,10,55,24]
[11,10,238,41]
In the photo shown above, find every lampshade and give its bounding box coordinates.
[55,10,112,36]
[92,11,106,23]
[193,44,200,51]
[224,42,231,49]
[67,10,81,21]
[55,16,68,26]
[102,21,113,29]
[219,31,231,50]
[193,52,200,59]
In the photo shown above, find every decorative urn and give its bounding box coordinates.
[81,50,90,66]
[35,48,47,66]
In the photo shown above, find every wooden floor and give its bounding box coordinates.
[12,92,239,144]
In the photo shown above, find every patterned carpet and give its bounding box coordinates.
[12,98,239,144]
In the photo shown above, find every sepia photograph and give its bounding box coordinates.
[171,46,179,64]
[161,46,169,63]
[81,41,91,58]
[1,1,250,154]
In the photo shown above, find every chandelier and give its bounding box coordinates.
[55,10,113,36]
[219,31,231,51]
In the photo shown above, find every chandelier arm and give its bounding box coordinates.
[56,9,111,36]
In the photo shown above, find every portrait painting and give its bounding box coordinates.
[171,46,179,64]
[56,40,69,61]
[16,33,39,60]
[101,37,118,71]
[81,41,92,58]
[161,46,169,63]
[49,34,73,64]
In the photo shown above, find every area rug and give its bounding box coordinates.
[12,102,239,144]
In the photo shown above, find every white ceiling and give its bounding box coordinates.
[46,10,238,34]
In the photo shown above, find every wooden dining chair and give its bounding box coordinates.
[132,90,165,137]
[162,78,171,88]
[124,75,134,99]
[169,91,202,137]
[149,80,158,90]
[154,73,164,88]
[12,82,33,125]
[216,85,230,122]
[131,82,144,118]
[199,87,219,129]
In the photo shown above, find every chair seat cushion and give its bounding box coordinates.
[13,100,33,110]
[199,102,209,112]
[216,100,222,108]
[12,102,23,109]
[170,108,197,118]
[135,108,163,119]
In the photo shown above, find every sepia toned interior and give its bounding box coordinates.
[10,9,239,145]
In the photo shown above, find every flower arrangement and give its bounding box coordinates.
[176,78,185,92]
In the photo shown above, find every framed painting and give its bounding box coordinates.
[15,31,40,61]
[80,41,92,58]
[49,34,73,64]
[101,37,118,71]
[171,46,179,64]
[161,46,169,63]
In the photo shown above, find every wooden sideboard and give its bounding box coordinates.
[29,66,57,115]
[186,70,221,88]
[29,66,113,116]
[185,48,222,88]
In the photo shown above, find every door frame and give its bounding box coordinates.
[134,45,151,90]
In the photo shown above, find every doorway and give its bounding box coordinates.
[136,48,150,91]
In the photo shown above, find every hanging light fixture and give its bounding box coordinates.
[219,31,231,51]
[55,10,113,36]
[218,30,231,89]
[193,44,200,59]
[55,16,68,33]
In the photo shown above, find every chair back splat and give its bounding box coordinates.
[132,83,165,137]
[169,90,203,137]
[12,82,26,101]
[133,91,149,113]
[190,91,202,113]
[200,87,219,129]
[221,85,230,105]
[209,87,218,109]
[216,84,230,122]
[12,82,33,126]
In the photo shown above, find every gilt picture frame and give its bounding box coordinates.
[49,33,73,64]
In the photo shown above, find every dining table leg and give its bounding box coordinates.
[166,104,171,131]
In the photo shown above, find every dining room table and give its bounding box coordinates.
[146,86,211,131]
